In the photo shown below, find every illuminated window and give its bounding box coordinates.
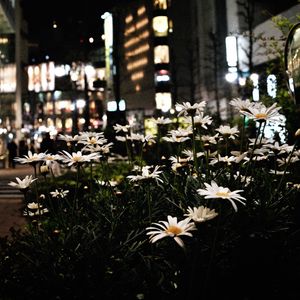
[155,92,172,112]
[154,45,169,64]
[137,6,146,15]
[153,0,168,9]
[152,16,168,37]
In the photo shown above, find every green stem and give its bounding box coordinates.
[191,115,199,174]
[146,185,152,222]
[244,121,263,179]
[204,205,222,296]
[270,142,297,202]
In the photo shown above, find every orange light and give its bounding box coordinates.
[125,14,133,23]
[127,58,148,71]
[137,6,146,15]
[131,71,144,81]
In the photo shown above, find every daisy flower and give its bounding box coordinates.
[184,113,213,129]
[78,131,105,139]
[14,151,45,165]
[152,116,173,125]
[8,175,37,191]
[241,102,282,123]
[215,125,239,140]
[175,101,206,117]
[113,123,131,133]
[57,134,80,143]
[146,215,197,248]
[58,150,100,166]
[229,98,253,113]
[77,135,108,147]
[27,202,41,210]
[209,154,237,165]
[127,165,163,183]
[184,206,218,223]
[115,136,127,142]
[197,181,246,212]
[43,154,60,166]
[50,189,69,198]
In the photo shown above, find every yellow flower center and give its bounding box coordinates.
[216,191,229,197]
[255,113,267,119]
[73,156,81,162]
[166,225,182,235]
[89,137,97,144]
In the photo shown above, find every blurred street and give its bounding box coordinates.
[0,165,33,237]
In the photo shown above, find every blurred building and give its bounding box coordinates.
[103,0,299,131]
[0,0,28,141]
[104,0,194,131]
[24,60,107,140]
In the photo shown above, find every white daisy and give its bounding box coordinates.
[197,181,246,212]
[43,154,60,166]
[175,101,206,117]
[184,206,218,223]
[199,134,219,145]
[78,131,105,139]
[184,113,212,129]
[78,135,108,147]
[182,149,204,160]
[215,125,239,140]
[115,136,127,142]
[241,102,282,123]
[152,116,173,125]
[14,151,45,165]
[146,215,197,248]
[209,155,237,165]
[113,123,131,133]
[229,98,253,113]
[27,202,41,210]
[50,189,69,198]
[8,175,37,191]
[127,165,163,183]
[58,150,100,166]
[57,134,80,143]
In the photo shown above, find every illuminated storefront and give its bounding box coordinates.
[26,62,106,136]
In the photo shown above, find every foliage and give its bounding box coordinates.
[1,103,300,299]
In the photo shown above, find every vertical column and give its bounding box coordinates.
[14,0,22,142]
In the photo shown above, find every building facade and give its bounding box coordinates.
[0,0,27,141]
[108,0,193,131]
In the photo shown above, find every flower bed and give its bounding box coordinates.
[1,99,300,299]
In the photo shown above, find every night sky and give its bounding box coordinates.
[20,0,124,62]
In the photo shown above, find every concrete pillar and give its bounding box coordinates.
[14,0,22,142]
